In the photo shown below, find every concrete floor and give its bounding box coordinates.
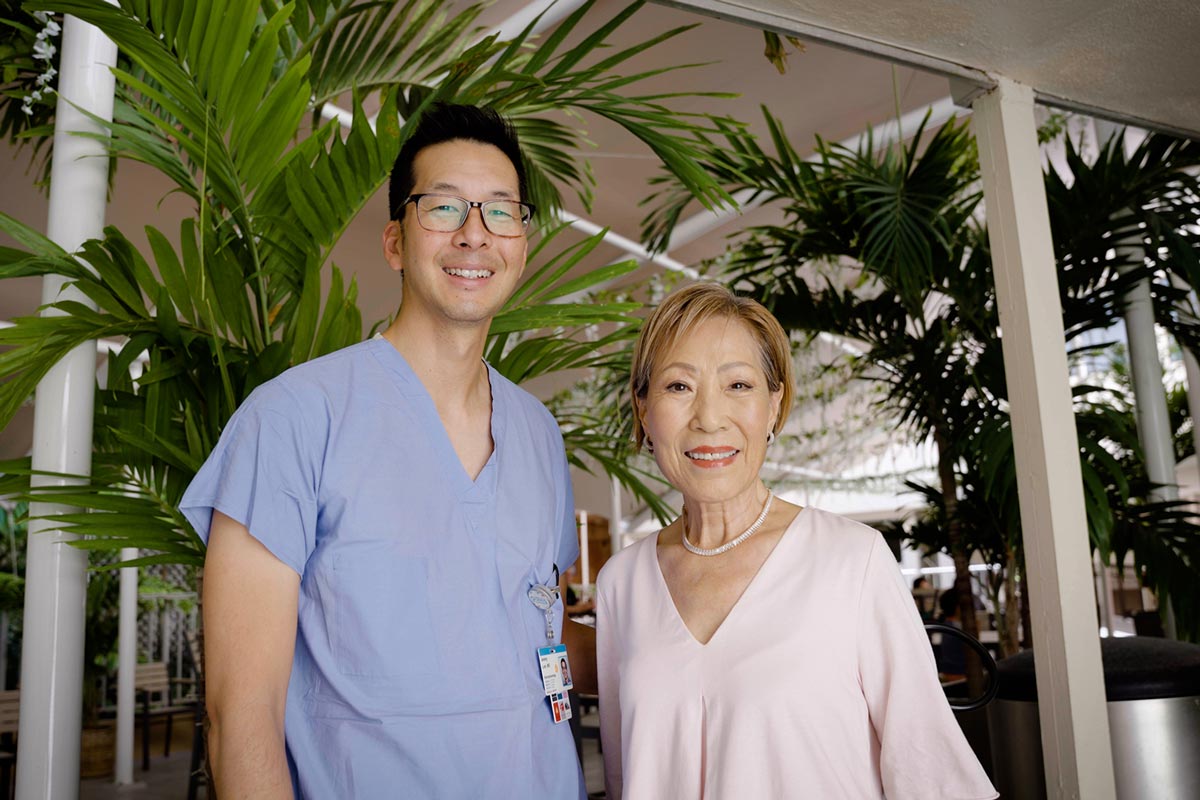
[79,714,202,800]
[80,750,200,800]
[79,712,606,799]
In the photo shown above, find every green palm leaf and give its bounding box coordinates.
[0,0,744,568]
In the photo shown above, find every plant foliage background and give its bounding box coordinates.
[0,0,739,562]
[1,0,1199,650]
[681,111,1200,640]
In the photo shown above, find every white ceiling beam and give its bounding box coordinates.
[560,97,964,304]
[555,97,967,309]
[486,0,588,42]
[657,0,993,89]
[556,211,699,279]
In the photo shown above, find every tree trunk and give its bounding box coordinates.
[932,427,985,694]
[1000,545,1021,657]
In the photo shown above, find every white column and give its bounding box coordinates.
[1118,267,1179,498]
[1182,348,1200,459]
[16,13,117,800]
[972,78,1116,799]
[1170,273,1200,459]
[114,550,137,784]
[1091,126,1179,489]
[1117,240,1179,639]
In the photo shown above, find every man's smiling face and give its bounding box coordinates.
[384,138,528,329]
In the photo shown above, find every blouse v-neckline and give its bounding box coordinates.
[651,507,807,648]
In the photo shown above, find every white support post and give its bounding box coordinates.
[1118,266,1180,638]
[114,549,138,784]
[972,78,1116,800]
[1183,348,1200,459]
[16,13,117,800]
[1170,273,1200,460]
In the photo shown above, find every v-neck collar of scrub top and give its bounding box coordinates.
[367,337,501,505]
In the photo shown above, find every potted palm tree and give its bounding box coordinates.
[643,108,1200,640]
[0,0,736,556]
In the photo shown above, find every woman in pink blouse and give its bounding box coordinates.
[596,284,996,800]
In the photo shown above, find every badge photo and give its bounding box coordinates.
[538,643,572,694]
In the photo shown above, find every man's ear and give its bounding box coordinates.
[383,219,404,273]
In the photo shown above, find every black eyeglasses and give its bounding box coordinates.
[402,194,535,237]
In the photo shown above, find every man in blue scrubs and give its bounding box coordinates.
[182,104,584,799]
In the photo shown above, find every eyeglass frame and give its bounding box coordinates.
[399,193,536,237]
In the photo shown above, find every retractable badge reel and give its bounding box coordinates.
[529,582,573,724]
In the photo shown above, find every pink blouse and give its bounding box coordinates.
[596,507,997,800]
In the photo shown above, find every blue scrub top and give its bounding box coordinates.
[181,338,583,799]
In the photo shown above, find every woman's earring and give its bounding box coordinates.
[767,431,776,445]
[646,439,654,454]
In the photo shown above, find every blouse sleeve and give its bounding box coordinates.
[857,535,998,800]
[596,569,624,800]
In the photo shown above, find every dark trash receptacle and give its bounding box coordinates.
[987,637,1200,799]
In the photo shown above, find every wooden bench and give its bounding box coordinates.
[135,662,195,771]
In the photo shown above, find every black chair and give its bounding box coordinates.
[924,622,1000,711]
[186,701,206,800]
[0,690,17,800]
[135,661,197,770]
[183,631,207,800]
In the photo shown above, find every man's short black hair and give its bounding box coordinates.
[388,103,528,221]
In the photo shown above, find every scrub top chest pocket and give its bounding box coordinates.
[330,544,440,679]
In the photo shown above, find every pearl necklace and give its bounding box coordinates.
[682,491,774,557]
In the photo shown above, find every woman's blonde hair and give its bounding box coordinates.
[629,283,794,450]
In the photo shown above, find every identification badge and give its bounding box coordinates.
[549,690,572,724]
[538,643,574,695]
[530,580,571,723]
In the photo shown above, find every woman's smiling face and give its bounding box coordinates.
[639,315,782,507]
